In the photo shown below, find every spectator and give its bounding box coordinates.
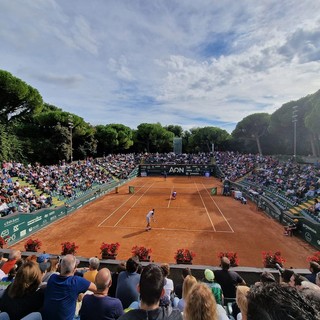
[79,268,124,320]
[160,263,174,305]
[235,285,250,320]
[174,267,191,299]
[83,257,100,283]
[202,268,223,305]
[214,257,246,300]
[0,261,45,320]
[42,257,59,283]
[118,263,182,320]
[109,262,126,298]
[305,261,320,284]
[278,268,294,284]
[255,271,276,285]
[115,257,141,309]
[1,249,21,274]
[184,282,228,320]
[42,254,97,320]
[175,275,197,312]
[247,282,320,320]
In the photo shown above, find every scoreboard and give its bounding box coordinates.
[139,164,215,176]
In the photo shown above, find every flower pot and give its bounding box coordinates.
[102,254,117,260]
[176,260,192,265]
[139,256,151,262]
[25,245,38,252]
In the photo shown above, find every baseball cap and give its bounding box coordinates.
[39,261,50,273]
[204,269,215,282]
[37,253,50,263]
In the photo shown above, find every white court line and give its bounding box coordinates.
[113,183,155,227]
[167,186,174,208]
[195,182,216,231]
[203,184,235,233]
[98,225,234,233]
[98,181,152,227]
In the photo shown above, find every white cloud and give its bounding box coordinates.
[1,0,320,133]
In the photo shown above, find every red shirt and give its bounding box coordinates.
[1,259,16,274]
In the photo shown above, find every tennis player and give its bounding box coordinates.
[171,191,177,200]
[146,209,155,231]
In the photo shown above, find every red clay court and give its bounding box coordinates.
[12,176,315,268]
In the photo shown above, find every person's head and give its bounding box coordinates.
[204,268,215,283]
[160,263,170,277]
[139,263,165,307]
[181,267,192,279]
[95,268,112,292]
[60,254,77,275]
[88,257,100,270]
[182,275,197,300]
[26,255,38,262]
[37,253,50,264]
[126,257,140,273]
[260,271,276,284]
[236,285,250,320]
[221,256,230,270]
[289,273,307,288]
[9,249,21,261]
[47,257,59,272]
[8,261,42,298]
[184,282,218,320]
[247,282,319,320]
[309,261,320,274]
[279,268,294,283]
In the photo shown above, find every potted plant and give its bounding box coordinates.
[174,248,195,264]
[61,241,78,255]
[131,245,152,262]
[24,238,42,252]
[307,251,320,264]
[218,251,239,267]
[262,251,286,268]
[0,236,6,249]
[100,242,120,259]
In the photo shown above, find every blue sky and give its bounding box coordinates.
[1,0,320,133]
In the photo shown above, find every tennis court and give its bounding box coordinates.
[11,176,315,268]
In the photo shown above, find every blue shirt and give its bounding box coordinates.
[42,274,90,320]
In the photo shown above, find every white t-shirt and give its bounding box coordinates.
[164,277,174,299]
[146,210,154,219]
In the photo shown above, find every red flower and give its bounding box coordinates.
[307,251,320,264]
[131,245,152,261]
[174,249,195,263]
[218,251,239,267]
[24,238,42,252]
[61,241,78,255]
[100,242,120,256]
[262,251,286,267]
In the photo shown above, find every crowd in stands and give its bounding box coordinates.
[215,151,320,218]
[0,154,139,217]
[142,152,212,165]
[0,249,320,319]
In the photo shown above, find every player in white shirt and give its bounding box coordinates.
[146,209,155,231]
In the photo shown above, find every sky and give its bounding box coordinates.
[1,0,320,133]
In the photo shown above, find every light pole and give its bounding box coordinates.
[68,115,73,163]
[292,106,298,159]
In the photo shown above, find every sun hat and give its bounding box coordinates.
[204,269,215,282]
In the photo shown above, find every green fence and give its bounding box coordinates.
[1,169,139,247]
